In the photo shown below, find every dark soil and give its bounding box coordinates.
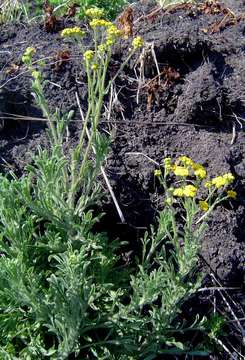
[0,0,245,356]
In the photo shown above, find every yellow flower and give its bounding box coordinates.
[211,176,226,189]
[84,50,94,62]
[211,174,232,188]
[106,38,115,46]
[22,47,36,63]
[91,63,99,71]
[31,71,42,81]
[24,47,36,57]
[173,188,184,197]
[227,190,237,199]
[178,156,194,167]
[199,200,209,212]
[107,25,122,38]
[173,166,189,177]
[223,173,235,183]
[154,169,162,177]
[85,7,104,18]
[163,157,172,173]
[193,164,206,179]
[132,36,144,49]
[61,27,85,37]
[211,173,235,189]
[89,19,112,28]
[165,197,173,205]
[98,43,107,53]
[204,181,212,188]
[183,185,197,198]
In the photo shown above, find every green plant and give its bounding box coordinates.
[0,12,236,360]
[156,0,195,8]
[0,0,29,24]
[32,0,128,20]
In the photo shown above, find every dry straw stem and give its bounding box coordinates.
[75,92,126,223]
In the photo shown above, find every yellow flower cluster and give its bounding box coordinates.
[227,190,237,199]
[107,25,121,38]
[89,19,112,28]
[98,44,107,53]
[162,156,206,180]
[132,36,144,49]
[193,164,207,180]
[91,63,99,71]
[60,27,85,37]
[104,24,122,46]
[85,7,104,18]
[24,47,36,57]
[154,169,162,177]
[172,165,189,177]
[178,156,194,167]
[31,70,42,81]
[205,173,235,189]
[22,47,36,63]
[173,185,197,198]
[158,156,237,213]
[84,50,94,62]
[199,200,209,212]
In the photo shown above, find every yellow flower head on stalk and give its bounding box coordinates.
[211,173,235,189]
[204,180,212,189]
[132,36,144,49]
[106,38,114,46]
[165,197,173,206]
[193,164,207,180]
[22,47,36,63]
[183,185,197,198]
[98,43,107,53]
[173,166,189,177]
[199,200,209,212]
[60,27,85,37]
[178,156,194,167]
[154,169,162,177]
[90,19,112,28]
[163,157,172,173]
[107,25,122,38]
[91,63,99,71]
[31,70,42,81]
[227,190,237,199]
[84,50,94,62]
[24,47,36,57]
[173,188,184,197]
[223,173,235,183]
[85,7,104,18]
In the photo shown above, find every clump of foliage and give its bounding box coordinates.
[156,0,195,8]
[0,8,236,359]
[0,0,29,24]
[33,0,128,20]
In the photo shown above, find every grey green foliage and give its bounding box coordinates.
[0,9,215,357]
[0,155,210,358]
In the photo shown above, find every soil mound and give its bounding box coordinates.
[0,0,244,286]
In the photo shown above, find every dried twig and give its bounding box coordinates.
[75,92,126,224]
